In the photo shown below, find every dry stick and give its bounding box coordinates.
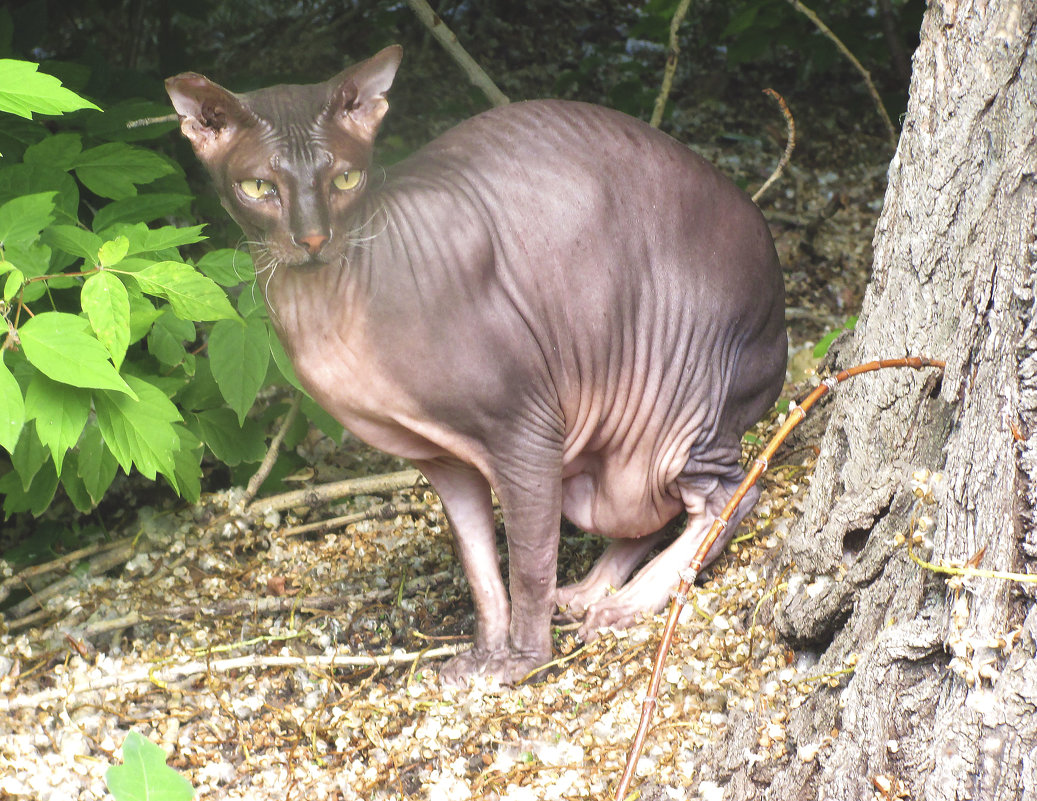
[60,569,455,645]
[751,89,796,205]
[0,536,132,604]
[281,501,430,537]
[243,392,303,506]
[126,113,177,128]
[649,0,694,129]
[405,0,509,108]
[613,356,945,800]
[3,646,465,711]
[6,540,139,623]
[248,468,424,515]
[788,0,897,144]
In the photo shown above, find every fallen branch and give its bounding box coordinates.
[6,539,138,623]
[405,0,509,107]
[282,501,431,537]
[247,468,424,514]
[3,645,466,711]
[59,570,455,646]
[614,355,946,800]
[0,536,132,605]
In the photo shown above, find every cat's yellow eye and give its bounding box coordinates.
[239,179,277,199]
[333,170,364,191]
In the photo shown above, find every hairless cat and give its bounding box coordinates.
[166,46,787,684]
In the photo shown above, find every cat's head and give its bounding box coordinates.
[166,46,402,268]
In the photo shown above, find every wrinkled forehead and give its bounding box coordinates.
[237,80,371,169]
[241,81,333,131]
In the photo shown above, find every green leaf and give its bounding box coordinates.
[93,375,182,485]
[0,191,56,248]
[127,293,164,344]
[5,242,50,281]
[10,420,47,491]
[98,235,130,267]
[208,317,270,424]
[722,5,761,37]
[85,99,178,143]
[187,408,267,466]
[300,395,344,441]
[0,354,25,453]
[81,271,131,368]
[101,223,207,257]
[174,356,223,412]
[60,451,94,512]
[147,312,195,369]
[0,457,58,516]
[18,311,135,396]
[0,163,79,222]
[43,224,103,261]
[130,261,238,322]
[196,248,255,286]
[105,731,195,801]
[171,425,203,505]
[269,333,301,390]
[25,374,90,474]
[73,143,175,200]
[77,424,119,506]
[91,193,192,231]
[0,59,101,118]
[3,268,22,301]
[23,132,83,169]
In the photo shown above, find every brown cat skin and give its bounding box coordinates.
[166,46,787,684]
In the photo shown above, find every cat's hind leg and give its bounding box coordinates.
[575,469,757,641]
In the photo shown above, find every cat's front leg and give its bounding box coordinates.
[416,458,559,685]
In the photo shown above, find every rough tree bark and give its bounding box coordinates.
[679,2,1037,799]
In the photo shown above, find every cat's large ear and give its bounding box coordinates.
[165,73,250,161]
[327,46,403,142]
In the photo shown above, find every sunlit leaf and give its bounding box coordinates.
[18,312,134,395]
[0,59,101,118]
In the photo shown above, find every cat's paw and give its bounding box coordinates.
[439,647,550,687]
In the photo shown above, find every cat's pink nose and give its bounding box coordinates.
[297,233,328,255]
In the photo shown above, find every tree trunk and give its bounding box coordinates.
[680,2,1037,798]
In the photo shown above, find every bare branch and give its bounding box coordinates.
[405,0,509,107]
[649,0,694,128]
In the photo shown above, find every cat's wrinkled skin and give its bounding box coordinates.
[166,46,787,685]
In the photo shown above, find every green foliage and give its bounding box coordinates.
[813,315,858,359]
[106,731,196,801]
[0,60,294,521]
[0,59,101,119]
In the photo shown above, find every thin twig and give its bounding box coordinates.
[126,113,177,128]
[248,468,424,514]
[4,646,466,711]
[46,570,456,658]
[6,541,138,622]
[751,89,796,204]
[0,537,132,604]
[405,0,509,107]
[614,356,946,799]
[788,0,897,144]
[281,501,430,537]
[649,0,694,128]
[243,392,303,506]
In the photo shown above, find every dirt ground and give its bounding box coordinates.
[0,86,893,800]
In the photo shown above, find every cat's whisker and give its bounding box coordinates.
[344,207,389,250]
